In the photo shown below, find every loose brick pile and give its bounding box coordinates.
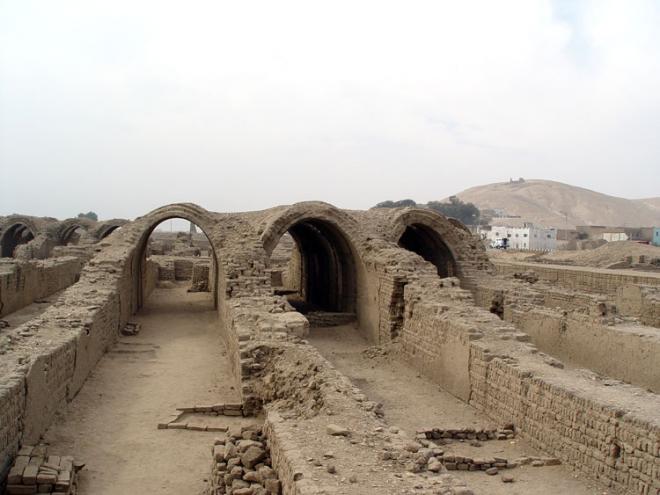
[175,402,246,416]
[208,425,281,495]
[417,426,516,441]
[5,445,76,495]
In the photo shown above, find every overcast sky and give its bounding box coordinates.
[1,0,658,220]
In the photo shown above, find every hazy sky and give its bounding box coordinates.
[1,0,659,220]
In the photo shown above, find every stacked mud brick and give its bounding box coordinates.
[4,445,76,495]
[190,262,210,291]
[155,258,175,281]
[174,402,245,416]
[208,425,281,495]
[417,426,516,441]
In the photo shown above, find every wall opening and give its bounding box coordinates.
[1,223,35,257]
[62,225,86,246]
[99,225,121,239]
[398,223,458,278]
[269,219,357,317]
[133,218,218,312]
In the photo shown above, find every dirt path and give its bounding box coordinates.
[43,286,240,495]
[309,324,621,495]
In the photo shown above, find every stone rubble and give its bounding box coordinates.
[207,425,282,495]
[120,322,141,336]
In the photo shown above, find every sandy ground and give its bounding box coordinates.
[43,286,240,495]
[490,241,660,269]
[309,324,621,495]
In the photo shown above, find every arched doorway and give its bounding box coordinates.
[1,223,35,257]
[61,225,86,246]
[268,217,357,316]
[99,225,121,239]
[398,223,458,278]
[132,217,218,312]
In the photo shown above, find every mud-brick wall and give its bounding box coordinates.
[399,298,472,401]
[173,259,194,280]
[510,308,660,393]
[395,287,660,494]
[263,413,322,495]
[0,257,83,317]
[192,263,209,286]
[22,289,122,446]
[22,337,77,444]
[371,268,406,344]
[493,261,660,295]
[0,377,24,483]
[144,260,159,300]
[0,268,125,479]
[215,259,243,391]
[468,347,660,495]
[157,261,174,281]
[281,245,301,292]
[543,290,602,313]
[617,285,660,327]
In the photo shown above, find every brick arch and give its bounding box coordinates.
[129,203,220,311]
[260,202,364,257]
[54,218,95,245]
[94,219,129,240]
[260,202,363,314]
[0,216,40,257]
[390,208,481,280]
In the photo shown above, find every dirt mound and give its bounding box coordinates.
[493,241,660,269]
[541,241,660,268]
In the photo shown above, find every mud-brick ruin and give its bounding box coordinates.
[0,202,659,495]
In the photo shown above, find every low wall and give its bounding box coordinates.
[617,284,660,327]
[396,277,660,495]
[0,259,124,483]
[148,255,211,281]
[0,258,83,318]
[493,260,660,295]
[510,308,660,393]
[469,344,660,495]
[144,260,159,303]
[399,279,473,401]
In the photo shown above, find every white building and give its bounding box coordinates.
[602,232,628,242]
[483,224,557,251]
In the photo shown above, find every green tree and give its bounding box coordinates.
[77,211,98,221]
[427,197,480,225]
[373,199,417,208]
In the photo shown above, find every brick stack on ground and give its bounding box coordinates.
[4,445,77,495]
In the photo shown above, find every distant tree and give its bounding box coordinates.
[478,208,494,226]
[427,196,480,225]
[373,199,417,208]
[77,211,98,221]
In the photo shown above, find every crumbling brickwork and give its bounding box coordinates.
[1,201,658,495]
[0,257,83,318]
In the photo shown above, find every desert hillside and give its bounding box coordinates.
[452,179,660,228]
[635,197,660,214]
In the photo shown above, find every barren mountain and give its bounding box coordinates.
[451,180,660,228]
[635,197,660,215]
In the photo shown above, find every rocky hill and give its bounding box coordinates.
[451,179,660,228]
